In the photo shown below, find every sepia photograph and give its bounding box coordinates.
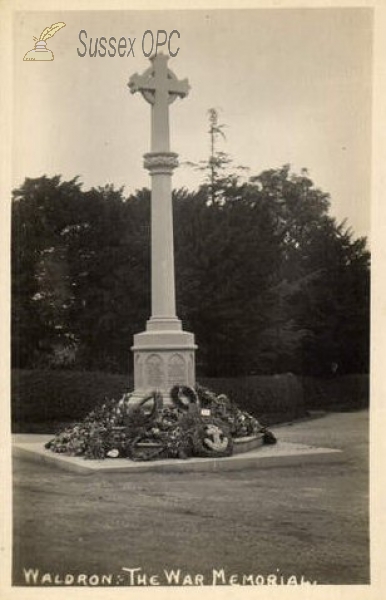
[1,1,384,597]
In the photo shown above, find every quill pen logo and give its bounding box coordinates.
[23,22,66,61]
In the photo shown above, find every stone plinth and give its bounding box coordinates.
[131,328,196,404]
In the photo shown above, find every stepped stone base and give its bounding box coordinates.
[12,434,342,476]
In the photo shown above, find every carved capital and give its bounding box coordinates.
[143,152,179,174]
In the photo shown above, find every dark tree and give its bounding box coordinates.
[12,168,370,377]
[175,165,370,376]
[12,176,150,372]
[12,175,83,367]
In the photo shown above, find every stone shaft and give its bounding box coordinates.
[144,152,179,327]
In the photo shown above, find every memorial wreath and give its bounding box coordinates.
[45,384,276,461]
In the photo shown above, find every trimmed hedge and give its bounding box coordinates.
[11,369,369,433]
[11,370,132,426]
[301,375,369,411]
[201,374,305,426]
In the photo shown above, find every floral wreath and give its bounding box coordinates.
[45,384,276,461]
[170,385,199,410]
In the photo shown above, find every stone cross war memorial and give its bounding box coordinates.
[40,51,279,464]
[128,54,197,404]
[11,10,371,588]
[8,5,375,591]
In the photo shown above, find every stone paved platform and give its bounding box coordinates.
[12,433,343,475]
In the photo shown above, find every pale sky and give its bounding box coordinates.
[13,8,372,239]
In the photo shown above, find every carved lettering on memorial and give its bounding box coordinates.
[145,354,165,388]
[168,353,186,387]
[188,353,194,384]
[136,354,143,388]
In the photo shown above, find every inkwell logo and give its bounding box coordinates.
[23,22,66,61]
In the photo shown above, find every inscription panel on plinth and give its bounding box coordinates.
[167,353,186,387]
[188,353,195,384]
[145,354,165,388]
[135,354,144,388]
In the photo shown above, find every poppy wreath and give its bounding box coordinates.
[128,422,192,461]
[192,418,234,458]
[127,398,198,461]
[137,390,163,420]
[127,433,166,462]
[44,385,276,460]
[124,391,163,429]
[195,384,265,438]
[44,395,129,458]
[170,385,199,410]
[262,428,277,445]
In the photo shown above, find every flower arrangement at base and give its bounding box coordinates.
[45,384,276,461]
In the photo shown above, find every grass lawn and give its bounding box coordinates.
[12,410,369,586]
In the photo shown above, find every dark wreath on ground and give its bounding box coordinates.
[45,384,277,461]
